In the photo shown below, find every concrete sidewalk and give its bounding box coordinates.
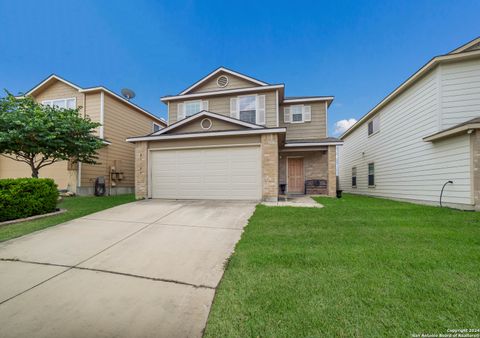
[0,199,256,338]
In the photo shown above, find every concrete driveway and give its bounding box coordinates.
[0,199,256,338]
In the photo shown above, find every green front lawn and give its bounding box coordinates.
[205,194,480,337]
[0,194,135,242]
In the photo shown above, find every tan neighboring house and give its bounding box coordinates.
[127,67,342,201]
[339,37,480,210]
[0,75,166,195]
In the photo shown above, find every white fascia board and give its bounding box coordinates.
[341,49,480,139]
[126,128,286,143]
[152,111,263,136]
[283,97,334,103]
[284,142,343,147]
[179,67,269,95]
[80,87,165,125]
[161,84,285,102]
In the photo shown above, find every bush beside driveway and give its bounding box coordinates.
[205,194,480,337]
[0,194,135,242]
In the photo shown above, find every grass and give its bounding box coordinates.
[204,194,480,337]
[0,194,135,242]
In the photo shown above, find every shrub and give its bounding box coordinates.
[0,178,59,222]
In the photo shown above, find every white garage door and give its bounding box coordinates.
[150,146,262,200]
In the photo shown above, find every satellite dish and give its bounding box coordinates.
[121,88,136,100]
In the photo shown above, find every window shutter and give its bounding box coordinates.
[177,103,185,120]
[202,100,209,112]
[303,105,311,122]
[256,95,266,125]
[284,107,291,123]
[230,98,238,119]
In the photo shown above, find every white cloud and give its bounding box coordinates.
[334,118,357,135]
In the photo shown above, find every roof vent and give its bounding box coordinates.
[217,75,229,88]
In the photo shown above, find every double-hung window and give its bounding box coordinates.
[352,167,357,188]
[238,95,257,124]
[291,105,303,122]
[368,163,375,186]
[184,100,202,117]
[284,105,311,123]
[42,98,76,109]
[230,95,266,125]
[177,100,208,120]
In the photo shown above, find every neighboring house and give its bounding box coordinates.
[339,37,480,210]
[0,75,166,195]
[127,67,341,201]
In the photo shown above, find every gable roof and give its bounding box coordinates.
[24,74,166,126]
[178,67,269,95]
[151,110,264,136]
[448,36,480,54]
[340,39,480,139]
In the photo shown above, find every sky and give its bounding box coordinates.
[0,0,479,135]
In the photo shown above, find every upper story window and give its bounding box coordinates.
[284,105,311,124]
[230,95,266,125]
[368,163,375,186]
[368,116,380,136]
[177,100,208,120]
[152,122,162,133]
[238,95,256,124]
[352,167,357,188]
[42,98,76,109]
[185,100,202,117]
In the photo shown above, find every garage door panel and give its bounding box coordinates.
[150,146,261,200]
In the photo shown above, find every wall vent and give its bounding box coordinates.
[217,75,229,87]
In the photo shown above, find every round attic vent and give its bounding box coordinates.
[200,118,212,130]
[217,75,229,87]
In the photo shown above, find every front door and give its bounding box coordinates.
[287,157,304,194]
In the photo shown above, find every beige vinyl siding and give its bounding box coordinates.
[33,80,85,115]
[80,93,159,189]
[280,102,327,140]
[339,68,473,207]
[168,91,277,127]
[440,58,480,129]
[84,93,102,136]
[0,157,71,190]
[189,71,260,93]
[148,135,261,150]
[170,118,248,134]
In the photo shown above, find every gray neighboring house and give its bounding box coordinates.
[339,37,480,210]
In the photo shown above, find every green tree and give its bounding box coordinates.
[0,92,103,178]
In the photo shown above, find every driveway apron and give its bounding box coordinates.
[0,199,256,338]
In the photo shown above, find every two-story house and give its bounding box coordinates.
[0,74,166,195]
[128,67,342,201]
[339,37,480,210]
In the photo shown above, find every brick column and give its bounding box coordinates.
[261,134,279,201]
[327,145,337,197]
[135,141,148,199]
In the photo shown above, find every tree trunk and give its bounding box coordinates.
[30,160,39,178]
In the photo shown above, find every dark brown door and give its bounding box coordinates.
[287,158,304,193]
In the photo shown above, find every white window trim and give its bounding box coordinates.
[42,97,77,108]
[290,105,304,124]
[237,94,259,124]
[184,99,203,117]
[152,122,163,132]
